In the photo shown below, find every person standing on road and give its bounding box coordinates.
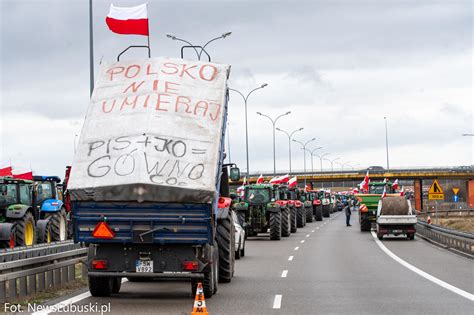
[344,201,352,226]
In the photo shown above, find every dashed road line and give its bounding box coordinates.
[371,231,474,301]
[281,270,288,278]
[306,234,310,237]
[311,230,315,232]
[273,294,282,309]
[288,256,294,261]
[294,246,299,251]
[300,240,305,243]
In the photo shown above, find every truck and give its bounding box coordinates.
[376,196,417,240]
[356,182,397,231]
[68,57,238,298]
[234,183,289,240]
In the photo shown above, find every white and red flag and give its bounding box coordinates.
[360,171,369,192]
[288,176,298,189]
[0,162,12,177]
[392,179,399,190]
[269,174,289,185]
[305,184,311,192]
[257,174,264,184]
[106,3,149,36]
[12,167,33,180]
[381,186,387,198]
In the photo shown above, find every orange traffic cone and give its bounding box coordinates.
[427,215,431,224]
[191,282,209,315]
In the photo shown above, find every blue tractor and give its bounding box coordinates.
[33,176,68,242]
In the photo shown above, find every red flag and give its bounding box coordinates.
[288,176,298,189]
[360,171,369,192]
[106,3,149,36]
[269,174,289,184]
[305,184,311,192]
[0,162,12,177]
[381,186,387,198]
[12,168,33,180]
[257,174,264,184]
[392,179,399,190]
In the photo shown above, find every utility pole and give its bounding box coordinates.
[89,0,94,96]
[384,116,390,171]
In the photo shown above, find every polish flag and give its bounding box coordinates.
[392,179,399,190]
[12,167,33,180]
[288,176,298,189]
[353,188,359,193]
[381,186,387,198]
[360,171,369,192]
[305,184,311,192]
[257,174,264,184]
[270,174,289,184]
[0,162,13,177]
[106,3,149,36]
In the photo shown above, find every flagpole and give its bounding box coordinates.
[89,0,94,97]
[147,4,151,57]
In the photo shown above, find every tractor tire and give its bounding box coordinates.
[290,207,297,233]
[322,205,330,218]
[216,215,235,283]
[314,206,323,221]
[193,244,217,298]
[0,224,15,249]
[360,221,371,232]
[297,207,305,228]
[281,207,291,237]
[89,276,112,297]
[13,212,36,247]
[408,233,415,240]
[237,211,246,227]
[235,237,241,259]
[306,207,314,223]
[269,211,281,240]
[111,277,122,294]
[46,208,68,241]
[36,219,52,244]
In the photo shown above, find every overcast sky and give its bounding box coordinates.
[0,0,472,178]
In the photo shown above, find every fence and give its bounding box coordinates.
[0,241,87,303]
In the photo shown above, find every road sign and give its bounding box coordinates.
[428,179,444,200]
[452,187,459,195]
[453,195,459,203]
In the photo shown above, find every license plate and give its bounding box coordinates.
[392,229,403,233]
[135,260,153,273]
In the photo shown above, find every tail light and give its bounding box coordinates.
[359,204,368,213]
[91,260,108,269]
[182,261,199,271]
[92,221,115,239]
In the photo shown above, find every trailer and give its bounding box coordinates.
[376,196,417,240]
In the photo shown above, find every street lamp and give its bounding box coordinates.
[304,147,323,173]
[166,32,232,60]
[257,111,291,175]
[229,84,268,175]
[343,161,352,170]
[462,133,474,136]
[315,153,330,172]
[276,127,303,174]
[324,157,340,172]
[384,117,390,172]
[292,138,316,185]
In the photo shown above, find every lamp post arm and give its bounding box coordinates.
[199,35,224,59]
[245,86,264,102]
[228,88,246,102]
[170,36,200,59]
[274,112,289,125]
[258,113,275,125]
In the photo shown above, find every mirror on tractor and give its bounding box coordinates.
[229,167,240,182]
[1,185,7,195]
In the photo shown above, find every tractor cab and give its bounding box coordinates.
[0,178,34,212]
[368,182,395,194]
[244,184,273,205]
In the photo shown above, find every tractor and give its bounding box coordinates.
[299,188,314,223]
[356,181,397,231]
[33,176,68,241]
[234,183,289,240]
[320,190,331,217]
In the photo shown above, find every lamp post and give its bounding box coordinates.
[166,32,232,60]
[384,117,390,172]
[324,157,340,172]
[229,84,268,176]
[315,153,330,172]
[462,133,474,136]
[304,147,323,173]
[292,138,316,186]
[257,111,291,175]
[276,127,303,174]
[343,161,352,170]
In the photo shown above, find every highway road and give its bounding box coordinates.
[44,210,473,315]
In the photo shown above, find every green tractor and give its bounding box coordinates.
[234,184,290,240]
[299,189,314,223]
[356,181,396,231]
[320,190,331,218]
[0,178,43,248]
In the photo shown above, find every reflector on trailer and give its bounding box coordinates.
[182,261,199,271]
[92,221,115,239]
[91,260,108,269]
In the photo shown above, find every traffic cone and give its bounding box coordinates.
[427,215,431,224]
[191,282,209,315]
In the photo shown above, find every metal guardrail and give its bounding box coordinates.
[0,241,87,303]
[417,209,473,217]
[416,220,474,258]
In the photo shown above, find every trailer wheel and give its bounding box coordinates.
[290,207,297,233]
[281,207,290,237]
[360,221,371,232]
[408,233,415,240]
[315,206,323,221]
[46,208,67,241]
[111,277,122,294]
[297,207,305,228]
[306,207,313,223]
[14,212,36,247]
[89,276,112,297]
[377,233,384,240]
[269,211,281,240]
[216,214,235,283]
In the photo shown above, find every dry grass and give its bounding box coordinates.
[436,217,474,234]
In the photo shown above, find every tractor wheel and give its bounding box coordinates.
[306,207,314,223]
[14,212,36,247]
[281,207,290,237]
[315,206,323,221]
[360,221,371,232]
[408,233,415,240]
[36,219,52,244]
[297,207,305,228]
[322,205,330,218]
[46,208,68,241]
[111,277,122,294]
[290,207,297,233]
[237,211,246,227]
[89,276,112,297]
[0,224,15,249]
[235,237,241,259]
[216,214,235,283]
[269,211,281,240]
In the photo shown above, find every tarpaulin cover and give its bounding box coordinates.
[68,57,230,203]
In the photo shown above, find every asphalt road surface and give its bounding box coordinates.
[44,210,473,315]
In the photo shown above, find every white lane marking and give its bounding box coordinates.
[324,222,327,225]
[316,227,320,230]
[300,240,305,243]
[288,256,294,261]
[273,294,282,309]
[294,246,299,251]
[281,270,288,278]
[371,231,474,301]
[311,230,315,232]
[306,234,310,237]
